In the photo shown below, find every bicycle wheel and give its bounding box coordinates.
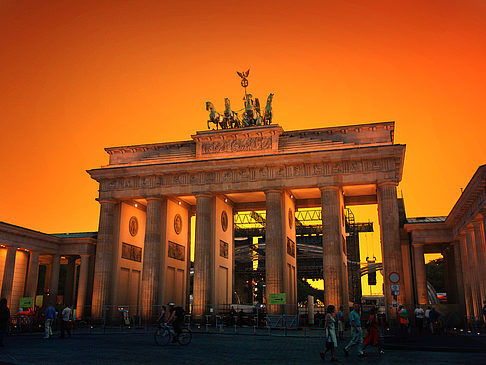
[154,328,171,346]
[177,329,192,346]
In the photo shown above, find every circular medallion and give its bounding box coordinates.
[288,208,294,229]
[128,216,138,237]
[174,214,182,235]
[221,210,228,232]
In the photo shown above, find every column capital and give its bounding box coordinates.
[472,216,483,226]
[465,224,475,232]
[194,192,213,199]
[264,189,283,195]
[318,185,340,192]
[98,198,117,205]
[377,181,398,188]
[145,196,164,202]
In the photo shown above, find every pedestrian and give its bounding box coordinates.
[336,306,344,340]
[429,307,440,334]
[0,298,10,347]
[60,304,72,338]
[157,305,167,324]
[425,306,432,333]
[320,305,338,362]
[344,303,364,357]
[43,302,57,339]
[362,307,384,355]
[398,305,408,336]
[414,305,424,334]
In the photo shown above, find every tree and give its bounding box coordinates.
[426,258,445,293]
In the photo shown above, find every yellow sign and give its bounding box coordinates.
[35,295,43,307]
[19,297,34,308]
[268,293,287,305]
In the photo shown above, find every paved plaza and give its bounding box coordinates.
[0,331,485,365]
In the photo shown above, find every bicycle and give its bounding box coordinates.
[154,323,192,346]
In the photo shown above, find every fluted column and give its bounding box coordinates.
[465,226,481,319]
[0,246,17,306]
[193,194,213,316]
[452,241,465,310]
[472,216,486,307]
[265,190,284,313]
[141,197,163,320]
[64,257,76,305]
[413,243,427,304]
[49,254,61,300]
[76,255,90,319]
[320,186,345,308]
[91,200,117,318]
[377,182,404,321]
[458,234,473,318]
[25,251,40,298]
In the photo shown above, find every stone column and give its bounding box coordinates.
[320,186,345,309]
[76,255,90,319]
[452,241,465,311]
[44,260,52,293]
[193,194,213,316]
[377,182,404,321]
[465,226,481,319]
[0,246,17,306]
[91,200,117,319]
[25,251,40,298]
[472,216,486,307]
[265,190,285,313]
[458,233,473,319]
[141,197,163,321]
[49,254,61,302]
[64,257,76,305]
[413,243,427,305]
[443,246,458,304]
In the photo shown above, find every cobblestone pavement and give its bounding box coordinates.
[0,332,485,365]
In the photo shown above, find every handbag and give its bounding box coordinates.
[325,329,334,349]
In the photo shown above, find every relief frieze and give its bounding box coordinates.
[99,157,401,192]
[201,136,272,154]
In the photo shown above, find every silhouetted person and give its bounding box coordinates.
[0,298,10,347]
[60,304,72,338]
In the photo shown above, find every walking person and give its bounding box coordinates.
[425,306,432,333]
[60,304,72,338]
[414,305,424,335]
[398,305,408,336]
[336,306,345,340]
[362,307,384,355]
[43,302,57,339]
[344,303,364,357]
[0,298,10,347]
[320,305,339,362]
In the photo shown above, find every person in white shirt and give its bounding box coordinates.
[424,306,432,333]
[414,306,424,334]
[60,304,72,338]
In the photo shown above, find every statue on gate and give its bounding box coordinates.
[205,71,275,129]
[263,93,274,125]
[206,101,223,130]
[223,98,241,129]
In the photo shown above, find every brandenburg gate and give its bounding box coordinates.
[87,121,406,319]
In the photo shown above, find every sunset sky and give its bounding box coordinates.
[1,0,485,236]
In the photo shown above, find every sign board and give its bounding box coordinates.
[392,301,398,308]
[268,293,287,305]
[19,297,34,308]
[35,295,43,307]
[389,272,400,283]
[391,284,400,291]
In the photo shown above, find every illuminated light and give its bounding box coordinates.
[290,195,294,199]
[134,203,138,208]
[224,198,228,203]
[178,201,182,205]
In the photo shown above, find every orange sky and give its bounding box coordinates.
[1,0,485,234]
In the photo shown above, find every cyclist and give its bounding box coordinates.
[166,303,185,343]
[156,305,167,324]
